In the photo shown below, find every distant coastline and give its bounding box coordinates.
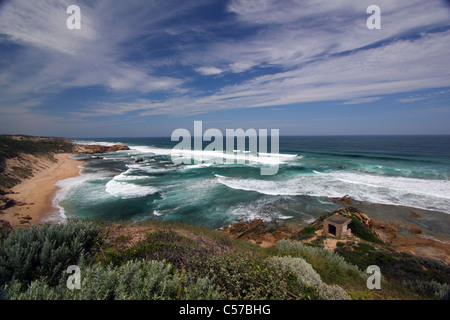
[1,153,84,228]
[0,135,129,229]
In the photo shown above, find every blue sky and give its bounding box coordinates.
[0,0,450,137]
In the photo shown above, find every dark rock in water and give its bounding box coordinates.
[410,211,422,219]
[409,226,422,234]
[135,158,144,163]
[333,195,353,205]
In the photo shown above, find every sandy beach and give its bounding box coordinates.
[1,153,85,229]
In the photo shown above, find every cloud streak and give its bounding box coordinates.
[0,0,449,133]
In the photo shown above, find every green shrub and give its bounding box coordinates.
[355,243,375,252]
[103,230,198,269]
[0,220,100,286]
[267,256,350,300]
[0,228,10,246]
[402,279,450,300]
[11,166,33,179]
[3,259,220,300]
[189,251,315,300]
[413,256,447,271]
[335,244,449,286]
[292,226,316,240]
[348,217,383,244]
[274,239,366,288]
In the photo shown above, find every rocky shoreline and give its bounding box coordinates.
[73,144,130,154]
[219,196,450,264]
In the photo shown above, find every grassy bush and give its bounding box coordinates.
[267,256,350,300]
[103,230,211,270]
[292,226,316,240]
[273,239,367,289]
[335,244,450,285]
[0,135,73,161]
[3,259,220,300]
[188,251,316,300]
[0,135,74,187]
[348,217,383,244]
[402,279,450,300]
[0,220,100,286]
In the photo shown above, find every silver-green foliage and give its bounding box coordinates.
[275,239,366,281]
[4,259,220,300]
[267,256,350,300]
[402,279,450,300]
[0,220,100,285]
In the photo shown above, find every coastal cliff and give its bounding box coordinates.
[0,135,130,229]
[0,134,130,191]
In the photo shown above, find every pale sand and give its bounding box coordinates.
[2,154,85,229]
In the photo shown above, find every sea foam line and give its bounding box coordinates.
[215,172,450,213]
[130,145,300,166]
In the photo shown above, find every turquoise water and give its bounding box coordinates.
[54,136,450,230]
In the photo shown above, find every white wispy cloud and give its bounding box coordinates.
[0,0,189,96]
[195,66,224,75]
[0,0,450,128]
[88,29,450,117]
[397,97,430,103]
[342,97,382,105]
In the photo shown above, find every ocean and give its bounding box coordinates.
[52,135,450,237]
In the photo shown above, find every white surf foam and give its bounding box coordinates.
[126,163,175,174]
[227,197,294,222]
[72,140,123,146]
[216,172,450,213]
[258,152,298,158]
[52,168,110,221]
[153,210,162,217]
[105,180,160,199]
[111,168,155,181]
[181,163,213,171]
[130,145,300,166]
[128,145,172,155]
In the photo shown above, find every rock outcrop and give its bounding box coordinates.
[333,194,354,206]
[73,144,130,154]
[219,219,297,248]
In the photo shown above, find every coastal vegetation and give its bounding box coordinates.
[0,135,74,189]
[0,216,448,300]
